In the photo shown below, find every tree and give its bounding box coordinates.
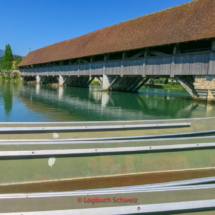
[164,78,169,84]
[3,44,13,70]
[0,57,4,70]
[15,56,24,69]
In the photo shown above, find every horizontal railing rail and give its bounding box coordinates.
[0,142,215,156]
[0,135,214,145]
[1,130,215,142]
[1,184,215,214]
[0,123,190,132]
[0,117,214,124]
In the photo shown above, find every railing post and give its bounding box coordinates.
[103,55,107,75]
[78,59,80,77]
[212,40,215,51]
[170,44,178,78]
[60,61,63,76]
[208,40,215,75]
[142,50,147,77]
[121,52,126,76]
[89,57,92,77]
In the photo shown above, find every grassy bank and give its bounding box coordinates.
[146,78,184,90]
[90,80,101,86]
[142,83,184,90]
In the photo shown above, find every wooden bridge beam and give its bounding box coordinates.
[133,77,150,92]
[212,40,215,51]
[148,50,170,57]
[129,50,145,59]
[176,76,199,98]
[125,77,142,92]
[81,59,89,64]
[95,76,103,86]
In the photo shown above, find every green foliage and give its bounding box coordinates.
[163,83,184,90]
[164,78,169,84]
[13,55,23,61]
[15,57,24,69]
[0,57,3,70]
[3,44,13,70]
[0,45,23,70]
[90,80,101,86]
[142,78,184,90]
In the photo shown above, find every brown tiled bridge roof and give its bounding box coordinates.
[19,0,215,66]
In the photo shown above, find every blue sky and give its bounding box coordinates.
[0,0,190,56]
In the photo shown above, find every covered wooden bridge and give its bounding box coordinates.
[19,0,215,100]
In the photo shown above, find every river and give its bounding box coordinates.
[0,81,215,122]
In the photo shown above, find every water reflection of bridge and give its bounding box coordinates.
[17,85,215,121]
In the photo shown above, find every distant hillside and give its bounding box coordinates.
[0,49,4,57]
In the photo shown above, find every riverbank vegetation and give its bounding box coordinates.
[90,78,184,90]
[0,44,23,82]
[0,44,24,70]
[1,44,13,70]
[0,70,22,82]
[142,83,184,90]
[142,78,184,90]
[90,80,101,86]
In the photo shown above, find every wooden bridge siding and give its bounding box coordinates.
[70,65,79,76]
[190,53,209,75]
[46,67,51,76]
[146,57,172,75]
[20,51,215,76]
[60,65,69,76]
[90,62,103,76]
[106,61,121,75]
[174,55,190,76]
[123,59,144,75]
[79,64,90,76]
[208,52,215,75]
[53,66,59,76]
[174,53,210,75]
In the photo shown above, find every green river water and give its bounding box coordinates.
[0,81,215,122]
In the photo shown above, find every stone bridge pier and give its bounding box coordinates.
[193,76,215,101]
[176,75,215,101]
